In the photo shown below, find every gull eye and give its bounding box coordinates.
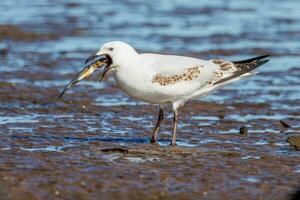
[108,47,114,51]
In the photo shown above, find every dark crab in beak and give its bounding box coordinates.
[57,54,112,99]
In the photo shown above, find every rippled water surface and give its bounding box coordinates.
[0,0,300,199]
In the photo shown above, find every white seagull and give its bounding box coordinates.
[58,41,269,146]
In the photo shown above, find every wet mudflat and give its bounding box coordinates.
[1,0,300,199]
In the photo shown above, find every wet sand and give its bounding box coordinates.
[1,70,300,200]
[1,0,300,199]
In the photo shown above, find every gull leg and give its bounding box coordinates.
[151,107,164,144]
[171,109,179,146]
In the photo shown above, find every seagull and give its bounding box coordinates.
[58,41,269,146]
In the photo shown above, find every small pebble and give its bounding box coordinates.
[239,126,248,135]
[0,48,7,55]
[218,115,225,119]
[80,181,86,186]
[55,190,60,195]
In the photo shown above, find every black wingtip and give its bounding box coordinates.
[233,55,270,64]
[256,54,270,60]
[213,55,270,85]
[261,59,270,64]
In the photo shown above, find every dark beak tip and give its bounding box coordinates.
[85,55,93,64]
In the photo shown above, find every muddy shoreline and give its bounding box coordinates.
[1,79,299,199]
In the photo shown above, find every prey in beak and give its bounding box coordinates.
[57,54,112,100]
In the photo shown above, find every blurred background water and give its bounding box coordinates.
[1,0,300,106]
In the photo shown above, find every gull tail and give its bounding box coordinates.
[214,55,270,85]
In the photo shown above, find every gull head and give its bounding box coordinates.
[96,41,137,68]
[57,41,136,99]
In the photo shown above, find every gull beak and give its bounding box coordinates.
[57,53,112,100]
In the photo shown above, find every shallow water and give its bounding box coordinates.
[0,0,300,199]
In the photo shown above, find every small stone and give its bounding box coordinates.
[0,43,8,55]
[239,126,248,135]
[286,136,300,150]
[80,181,86,186]
[55,190,60,195]
[82,105,86,109]
[0,48,7,55]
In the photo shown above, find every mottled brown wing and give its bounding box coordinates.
[212,55,270,85]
